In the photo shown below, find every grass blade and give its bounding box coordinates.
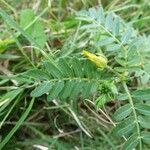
[0,97,35,149]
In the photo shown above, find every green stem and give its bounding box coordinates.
[122,81,142,150]
[87,13,142,149]
[107,66,142,149]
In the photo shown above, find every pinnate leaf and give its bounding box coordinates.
[112,17,120,36]
[112,117,135,136]
[141,131,150,145]
[113,104,132,121]
[47,81,64,101]
[132,88,150,101]
[135,103,150,116]
[31,82,52,97]
[122,133,139,150]
[138,116,150,129]
[121,28,132,44]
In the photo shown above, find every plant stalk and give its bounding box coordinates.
[107,66,142,149]
[122,81,142,150]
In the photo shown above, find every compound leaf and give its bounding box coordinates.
[138,116,150,129]
[132,89,150,101]
[113,104,132,121]
[47,81,64,101]
[121,28,132,44]
[122,133,139,150]
[31,82,52,97]
[141,131,150,145]
[112,117,135,136]
[135,103,150,116]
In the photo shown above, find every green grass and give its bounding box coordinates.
[0,0,150,150]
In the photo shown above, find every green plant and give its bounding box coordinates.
[24,7,150,149]
[0,1,150,149]
[74,7,150,150]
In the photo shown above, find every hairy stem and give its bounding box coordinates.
[107,66,142,149]
[122,81,142,150]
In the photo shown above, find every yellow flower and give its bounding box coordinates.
[82,50,107,69]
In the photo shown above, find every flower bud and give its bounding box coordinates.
[82,50,107,69]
